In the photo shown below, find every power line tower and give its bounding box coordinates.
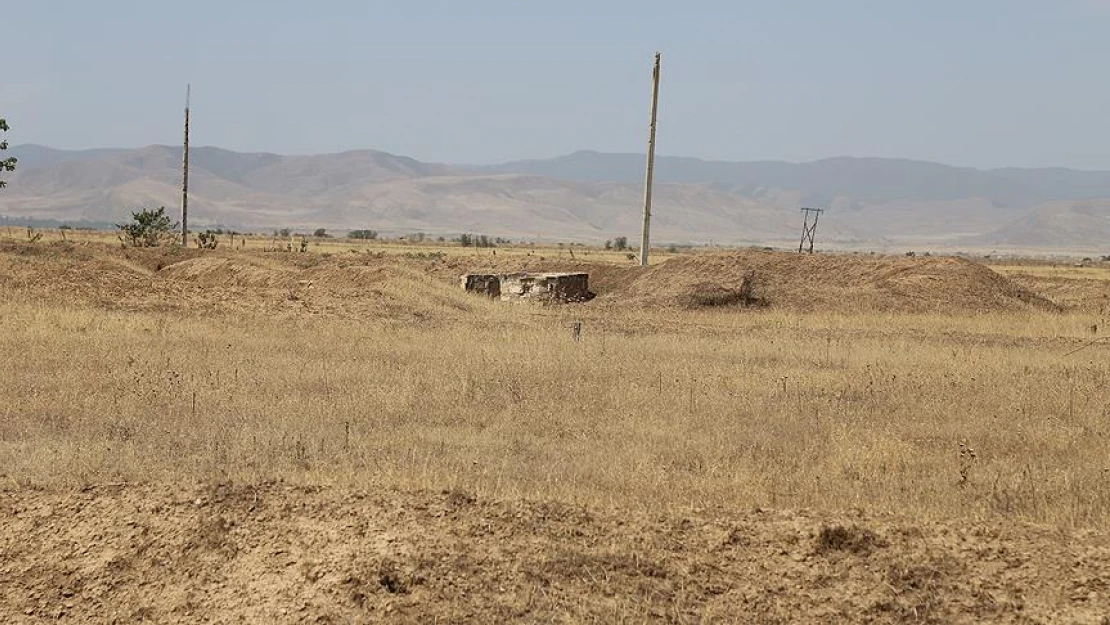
[797,207,824,254]
[638,52,661,267]
[181,84,191,247]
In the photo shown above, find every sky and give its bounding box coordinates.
[4,0,1110,169]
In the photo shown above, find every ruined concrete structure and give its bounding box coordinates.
[462,274,501,299]
[461,272,591,303]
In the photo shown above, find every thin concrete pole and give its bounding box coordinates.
[181,84,190,247]
[639,52,661,267]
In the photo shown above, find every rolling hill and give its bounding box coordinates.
[2,144,1110,251]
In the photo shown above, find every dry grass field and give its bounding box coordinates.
[2,238,1109,623]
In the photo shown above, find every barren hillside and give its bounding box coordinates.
[7,145,1110,251]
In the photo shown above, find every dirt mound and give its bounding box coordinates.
[154,254,496,321]
[617,251,1061,314]
[158,255,293,288]
[0,241,160,303]
[160,253,480,293]
[1,483,1106,623]
[116,245,209,272]
[0,243,490,322]
[0,243,1062,318]
[1004,272,1110,314]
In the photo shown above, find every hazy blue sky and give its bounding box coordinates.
[4,0,1110,168]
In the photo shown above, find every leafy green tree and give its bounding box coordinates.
[117,207,178,247]
[0,118,15,188]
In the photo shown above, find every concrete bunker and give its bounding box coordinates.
[462,274,501,298]
[461,272,592,303]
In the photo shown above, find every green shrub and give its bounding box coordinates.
[117,207,178,248]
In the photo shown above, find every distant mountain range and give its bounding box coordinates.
[2,144,1110,252]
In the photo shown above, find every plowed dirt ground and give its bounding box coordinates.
[2,483,1108,624]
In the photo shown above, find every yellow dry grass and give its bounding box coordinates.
[5,225,672,264]
[991,263,1110,281]
[2,246,1108,530]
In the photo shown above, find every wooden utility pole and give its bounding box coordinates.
[181,84,191,247]
[639,52,661,268]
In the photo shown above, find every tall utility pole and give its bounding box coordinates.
[181,84,191,247]
[639,52,661,267]
[798,207,824,254]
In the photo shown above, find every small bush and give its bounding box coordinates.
[117,207,178,248]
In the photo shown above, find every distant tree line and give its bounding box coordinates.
[456,234,509,248]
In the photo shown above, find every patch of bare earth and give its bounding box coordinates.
[1,483,1107,624]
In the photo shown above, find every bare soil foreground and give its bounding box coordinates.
[2,482,1109,624]
[2,239,1110,623]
